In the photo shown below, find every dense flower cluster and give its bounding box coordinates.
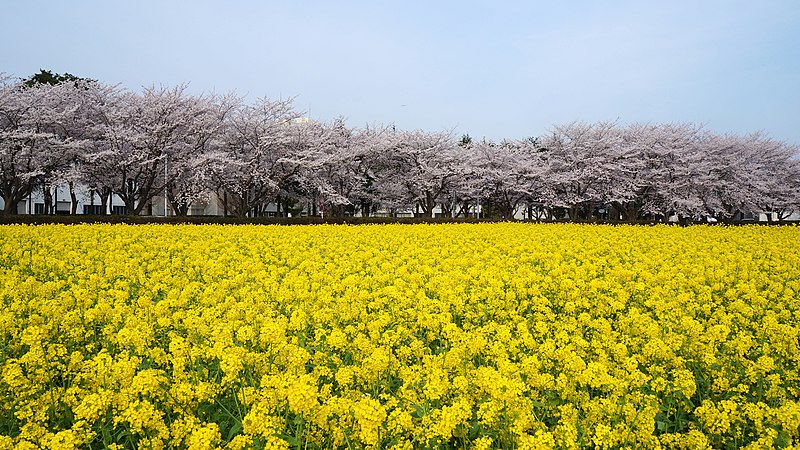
[0,223,799,449]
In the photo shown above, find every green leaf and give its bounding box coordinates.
[226,421,242,441]
[410,404,426,419]
[277,433,300,447]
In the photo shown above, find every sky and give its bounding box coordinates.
[3,1,799,145]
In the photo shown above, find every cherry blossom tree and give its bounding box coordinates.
[162,92,239,216]
[293,118,367,217]
[211,97,300,217]
[312,122,406,217]
[643,124,723,221]
[540,122,622,219]
[0,76,85,214]
[83,84,219,215]
[466,139,537,219]
[717,132,800,222]
[46,79,112,214]
[379,129,459,217]
[347,124,395,216]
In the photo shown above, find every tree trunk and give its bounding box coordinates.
[624,207,638,223]
[133,196,154,215]
[217,191,224,217]
[69,182,78,214]
[1,185,22,214]
[421,191,435,218]
[125,198,136,215]
[282,197,293,217]
[100,192,108,215]
[440,202,451,218]
[167,194,190,216]
[2,193,18,215]
[237,195,248,218]
[459,201,473,218]
[103,188,113,215]
[44,184,53,215]
[568,205,579,221]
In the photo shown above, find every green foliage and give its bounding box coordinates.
[23,69,92,87]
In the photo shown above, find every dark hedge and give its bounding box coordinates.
[0,214,794,226]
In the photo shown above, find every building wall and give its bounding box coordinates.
[0,185,128,215]
[0,184,238,217]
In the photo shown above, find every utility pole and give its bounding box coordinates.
[164,155,168,216]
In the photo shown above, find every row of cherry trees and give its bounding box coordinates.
[1,74,799,220]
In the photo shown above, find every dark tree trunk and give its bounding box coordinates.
[419,191,435,218]
[43,184,53,215]
[1,183,28,214]
[167,193,190,216]
[100,191,108,215]
[440,202,451,218]
[2,193,18,215]
[101,188,113,215]
[568,205,579,221]
[624,207,638,223]
[69,182,78,214]
[359,199,371,217]
[458,201,473,218]
[124,197,136,215]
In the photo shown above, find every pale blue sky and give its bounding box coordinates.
[3,1,799,144]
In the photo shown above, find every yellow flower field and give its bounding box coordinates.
[1,223,799,449]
